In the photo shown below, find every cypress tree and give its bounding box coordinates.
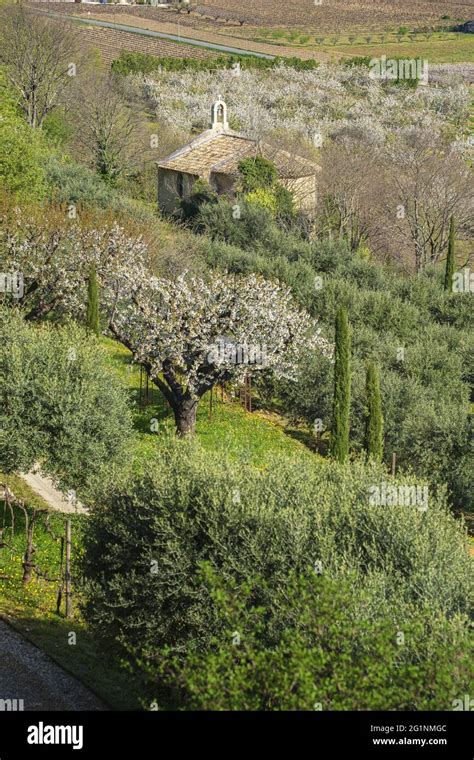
[86,265,100,336]
[444,216,455,292]
[330,306,351,463]
[364,362,383,463]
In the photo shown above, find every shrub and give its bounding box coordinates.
[0,310,133,496]
[150,565,473,710]
[0,78,47,201]
[110,51,319,77]
[195,198,275,248]
[42,108,74,147]
[237,156,278,193]
[81,438,472,669]
[274,183,296,223]
[44,157,118,208]
[245,187,277,215]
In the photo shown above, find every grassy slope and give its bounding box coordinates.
[233,31,474,64]
[330,33,474,64]
[0,336,319,709]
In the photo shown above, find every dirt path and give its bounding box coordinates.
[19,471,87,514]
[0,620,106,711]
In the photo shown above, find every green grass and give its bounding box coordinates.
[333,34,474,64]
[100,336,320,468]
[245,31,474,64]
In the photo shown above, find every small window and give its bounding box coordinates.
[177,173,184,198]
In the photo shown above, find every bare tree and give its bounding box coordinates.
[69,72,150,185]
[319,139,383,253]
[383,131,473,273]
[0,7,80,128]
[319,132,473,272]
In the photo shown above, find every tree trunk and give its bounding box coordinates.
[173,396,198,437]
[65,519,72,619]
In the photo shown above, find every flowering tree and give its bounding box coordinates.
[1,204,149,321]
[109,272,332,435]
[139,62,470,148]
[2,206,331,435]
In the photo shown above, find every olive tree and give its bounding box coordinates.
[0,310,132,495]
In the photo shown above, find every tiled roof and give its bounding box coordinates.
[158,129,319,179]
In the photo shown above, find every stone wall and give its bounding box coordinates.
[158,168,198,213]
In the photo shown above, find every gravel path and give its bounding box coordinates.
[19,470,87,514]
[0,620,106,711]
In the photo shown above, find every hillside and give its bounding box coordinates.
[28,2,474,64]
[0,1,472,724]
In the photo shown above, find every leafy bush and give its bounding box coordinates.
[81,438,472,670]
[0,310,133,496]
[111,51,318,77]
[150,565,473,710]
[44,157,118,208]
[0,76,47,201]
[42,108,74,147]
[245,187,277,214]
[237,158,296,223]
[238,156,278,193]
[194,197,275,247]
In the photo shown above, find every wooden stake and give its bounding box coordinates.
[22,512,35,585]
[56,535,65,616]
[65,519,72,619]
[391,452,397,477]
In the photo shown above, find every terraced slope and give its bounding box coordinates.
[78,23,215,66]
